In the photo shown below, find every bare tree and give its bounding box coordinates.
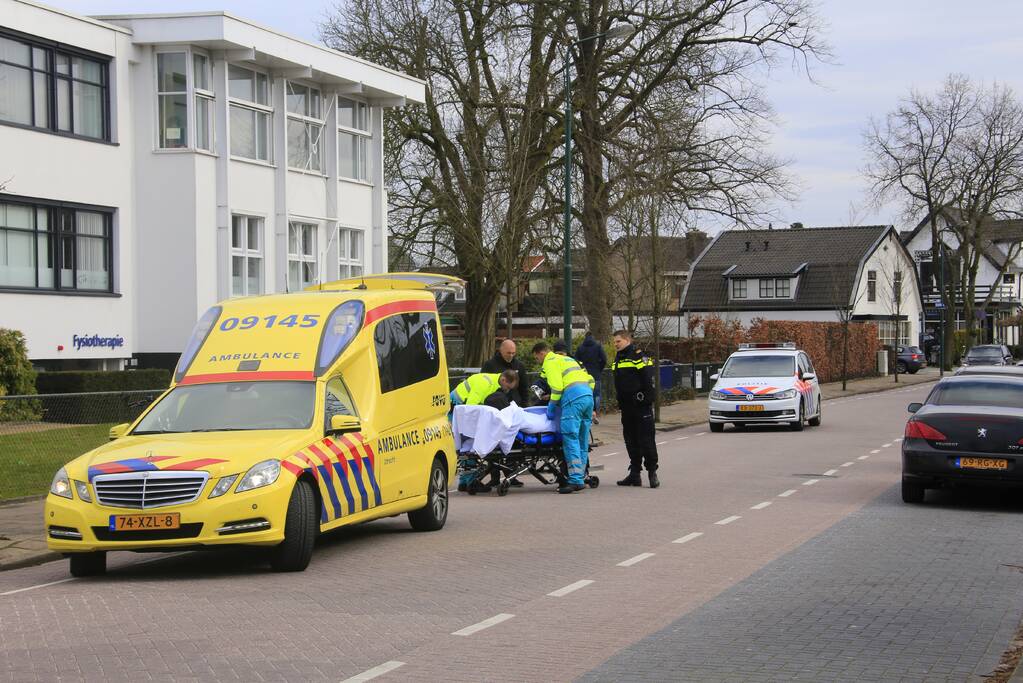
[829,263,867,391]
[879,266,907,383]
[865,75,1023,359]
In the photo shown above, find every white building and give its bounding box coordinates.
[0,0,424,370]
[680,225,924,346]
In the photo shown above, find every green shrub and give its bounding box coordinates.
[36,369,171,394]
[34,370,170,424]
[0,329,41,421]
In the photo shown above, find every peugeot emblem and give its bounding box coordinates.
[978,427,988,438]
[745,393,754,401]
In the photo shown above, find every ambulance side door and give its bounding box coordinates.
[372,311,442,502]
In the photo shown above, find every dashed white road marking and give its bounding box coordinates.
[452,613,515,636]
[547,580,594,597]
[841,462,854,467]
[750,501,772,510]
[604,452,619,457]
[342,661,406,682]
[823,469,838,476]
[882,443,893,448]
[715,515,741,525]
[656,441,668,445]
[673,532,704,544]
[617,552,656,567]
[870,449,881,454]
[695,432,707,436]
[0,578,74,596]
[778,489,798,497]
[858,455,870,460]
[675,436,689,441]
[802,479,819,486]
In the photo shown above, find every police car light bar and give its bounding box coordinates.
[738,342,796,350]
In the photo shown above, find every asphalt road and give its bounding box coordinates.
[3,381,1023,682]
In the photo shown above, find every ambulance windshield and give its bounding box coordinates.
[721,355,795,378]
[134,381,315,434]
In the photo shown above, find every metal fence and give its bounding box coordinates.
[0,390,164,502]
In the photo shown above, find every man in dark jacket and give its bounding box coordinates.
[575,331,607,421]
[481,339,530,407]
[612,329,659,488]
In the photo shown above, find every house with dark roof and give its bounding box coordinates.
[901,207,1023,346]
[681,225,923,346]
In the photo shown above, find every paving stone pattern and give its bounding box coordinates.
[583,485,1023,683]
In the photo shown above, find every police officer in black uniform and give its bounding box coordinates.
[612,329,659,488]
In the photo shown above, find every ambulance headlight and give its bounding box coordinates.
[709,390,726,400]
[208,474,239,498]
[773,389,798,400]
[235,460,281,493]
[50,468,72,499]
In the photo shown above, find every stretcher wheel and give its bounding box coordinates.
[588,476,600,489]
[498,481,510,497]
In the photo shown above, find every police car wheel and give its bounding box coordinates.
[68,551,106,577]
[270,479,317,572]
[709,422,724,433]
[808,399,822,427]
[409,459,448,531]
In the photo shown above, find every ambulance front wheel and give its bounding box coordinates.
[409,458,448,531]
[68,551,106,577]
[270,479,317,572]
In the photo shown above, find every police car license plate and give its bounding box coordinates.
[736,405,764,412]
[109,513,180,531]
[956,457,1007,470]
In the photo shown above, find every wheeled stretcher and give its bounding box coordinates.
[452,405,599,496]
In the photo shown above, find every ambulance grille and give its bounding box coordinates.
[93,471,209,509]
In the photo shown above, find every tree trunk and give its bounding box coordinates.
[842,316,849,391]
[463,281,499,367]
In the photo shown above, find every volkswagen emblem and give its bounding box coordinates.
[745,393,754,401]
[978,427,988,438]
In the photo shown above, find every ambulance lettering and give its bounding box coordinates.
[207,351,302,363]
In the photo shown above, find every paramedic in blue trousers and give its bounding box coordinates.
[450,369,520,492]
[532,340,595,494]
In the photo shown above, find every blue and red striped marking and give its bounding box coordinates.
[88,456,228,481]
[281,432,382,525]
[718,386,778,396]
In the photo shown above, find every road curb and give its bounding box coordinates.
[0,549,61,572]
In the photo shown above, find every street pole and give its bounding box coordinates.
[939,244,945,376]
[562,46,573,347]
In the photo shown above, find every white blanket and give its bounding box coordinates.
[452,404,558,455]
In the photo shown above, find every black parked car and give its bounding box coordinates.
[895,346,926,374]
[960,344,1013,367]
[902,375,1023,503]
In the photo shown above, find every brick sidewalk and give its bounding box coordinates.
[0,368,938,572]
[591,367,939,445]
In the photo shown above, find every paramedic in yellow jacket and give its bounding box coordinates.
[451,369,519,491]
[532,340,594,494]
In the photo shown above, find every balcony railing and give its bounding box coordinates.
[921,284,1018,306]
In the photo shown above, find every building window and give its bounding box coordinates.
[867,270,877,302]
[775,278,791,298]
[156,50,213,151]
[1004,273,1014,284]
[759,278,774,298]
[0,32,108,140]
[286,81,323,172]
[231,215,263,296]
[337,227,364,278]
[731,278,747,299]
[893,270,902,301]
[338,97,370,181]
[0,199,112,292]
[878,320,911,347]
[288,221,317,291]
[229,65,272,161]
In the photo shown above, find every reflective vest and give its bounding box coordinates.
[542,353,594,404]
[453,372,502,405]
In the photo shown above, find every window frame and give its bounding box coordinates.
[285,80,325,173]
[731,278,747,299]
[230,214,264,297]
[0,28,111,142]
[775,277,791,298]
[759,278,775,298]
[337,97,371,182]
[336,226,365,279]
[0,195,115,294]
[867,270,877,302]
[154,47,214,152]
[287,221,319,291]
[228,63,273,163]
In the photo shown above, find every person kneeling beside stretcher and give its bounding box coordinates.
[451,370,520,492]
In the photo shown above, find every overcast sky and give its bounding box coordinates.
[49,0,1023,232]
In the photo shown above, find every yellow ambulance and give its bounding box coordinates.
[44,274,461,576]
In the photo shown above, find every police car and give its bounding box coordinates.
[707,343,822,433]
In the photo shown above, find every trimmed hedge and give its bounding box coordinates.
[35,370,171,424]
[36,369,171,394]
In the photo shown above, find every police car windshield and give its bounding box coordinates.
[133,381,314,433]
[721,355,795,378]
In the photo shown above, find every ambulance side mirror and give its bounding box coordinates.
[329,414,361,434]
[109,423,130,440]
